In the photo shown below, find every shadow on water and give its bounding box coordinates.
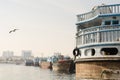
[51,71,76,80]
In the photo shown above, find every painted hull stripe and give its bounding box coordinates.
[78,43,120,49]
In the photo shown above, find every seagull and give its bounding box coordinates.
[9,29,19,33]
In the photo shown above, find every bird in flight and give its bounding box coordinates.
[9,29,19,33]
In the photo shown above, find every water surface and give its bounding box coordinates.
[0,64,75,80]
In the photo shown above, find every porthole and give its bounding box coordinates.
[85,48,95,56]
[101,48,118,55]
[91,49,95,56]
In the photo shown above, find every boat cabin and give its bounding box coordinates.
[75,4,120,58]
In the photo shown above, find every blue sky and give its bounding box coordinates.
[0,0,119,57]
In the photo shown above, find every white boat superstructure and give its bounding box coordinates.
[74,4,120,59]
[73,4,120,80]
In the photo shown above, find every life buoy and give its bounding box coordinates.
[73,48,81,56]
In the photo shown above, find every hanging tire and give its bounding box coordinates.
[73,48,81,56]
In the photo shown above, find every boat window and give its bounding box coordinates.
[85,49,95,56]
[91,49,95,56]
[112,20,119,25]
[101,48,118,55]
[104,21,111,25]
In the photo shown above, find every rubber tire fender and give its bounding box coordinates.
[73,48,80,56]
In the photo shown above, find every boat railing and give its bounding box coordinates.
[77,4,120,22]
[82,25,120,34]
[76,25,120,45]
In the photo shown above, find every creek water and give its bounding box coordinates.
[0,64,75,80]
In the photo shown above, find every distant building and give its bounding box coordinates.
[21,50,33,60]
[54,52,61,57]
[2,51,14,59]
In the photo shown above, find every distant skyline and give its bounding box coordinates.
[0,0,119,57]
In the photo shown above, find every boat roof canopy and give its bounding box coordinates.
[76,4,120,23]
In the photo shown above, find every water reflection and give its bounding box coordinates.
[0,64,75,80]
[52,72,75,80]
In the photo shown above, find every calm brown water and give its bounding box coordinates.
[0,64,75,80]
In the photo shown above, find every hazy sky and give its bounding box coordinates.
[0,0,119,57]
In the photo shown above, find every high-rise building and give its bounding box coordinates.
[2,51,14,58]
[21,50,33,60]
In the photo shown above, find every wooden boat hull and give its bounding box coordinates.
[52,60,75,73]
[76,59,120,80]
[39,62,52,69]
